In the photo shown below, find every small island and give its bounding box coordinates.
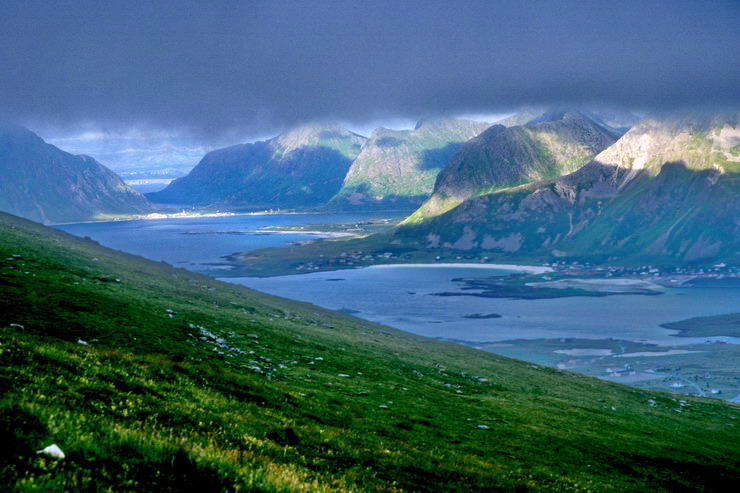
[463,313,503,319]
[662,313,740,338]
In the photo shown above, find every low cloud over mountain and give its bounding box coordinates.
[1,1,738,138]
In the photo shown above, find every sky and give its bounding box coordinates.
[1,0,739,171]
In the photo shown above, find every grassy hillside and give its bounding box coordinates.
[1,212,739,491]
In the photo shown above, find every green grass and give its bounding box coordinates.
[1,211,739,491]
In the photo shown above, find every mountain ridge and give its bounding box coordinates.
[329,118,490,209]
[0,125,150,224]
[147,123,366,209]
[408,111,619,221]
[396,113,740,264]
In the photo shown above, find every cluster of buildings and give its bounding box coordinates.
[541,261,739,283]
[290,247,739,280]
[294,250,406,271]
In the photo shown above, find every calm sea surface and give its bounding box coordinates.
[56,212,402,271]
[229,265,739,346]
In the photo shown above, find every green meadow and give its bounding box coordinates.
[1,212,738,491]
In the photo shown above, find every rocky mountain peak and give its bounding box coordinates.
[149,123,366,209]
[271,123,365,153]
[398,112,739,266]
[528,109,571,124]
[0,124,48,149]
[593,113,740,174]
[0,126,150,223]
[426,111,618,205]
[331,118,490,208]
[414,117,449,130]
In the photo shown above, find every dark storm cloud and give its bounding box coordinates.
[1,0,738,136]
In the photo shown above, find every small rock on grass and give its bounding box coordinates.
[37,444,65,459]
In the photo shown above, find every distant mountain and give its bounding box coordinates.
[494,108,640,134]
[491,109,545,127]
[330,118,490,209]
[148,124,366,209]
[0,125,150,224]
[585,108,642,134]
[410,111,619,219]
[396,113,740,265]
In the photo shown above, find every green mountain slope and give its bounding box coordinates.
[148,124,366,209]
[0,125,151,224]
[1,211,739,491]
[409,111,619,220]
[330,119,490,209]
[397,114,740,265]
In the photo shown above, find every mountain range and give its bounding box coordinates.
[0,125,150,224]
[147,124,366,209]
[150,118,491,211]
[1,110,736,266]
[329,118,490,209]
[396,113,740,264]
[144,110,637,214]
[409,111,620,220]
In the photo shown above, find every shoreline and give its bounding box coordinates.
[182,229,354,238]
[218,261,554,278]
[51,212,240,226]
[52,209,408,226]
[256,229,356,237]
[367,263,553,274]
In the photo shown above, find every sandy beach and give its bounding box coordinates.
[368,263,553,274]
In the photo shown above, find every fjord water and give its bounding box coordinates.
[228,266,739,346]
[58,214,738,347]
[56,212,403,271]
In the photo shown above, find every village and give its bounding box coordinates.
[289,247,739,286]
